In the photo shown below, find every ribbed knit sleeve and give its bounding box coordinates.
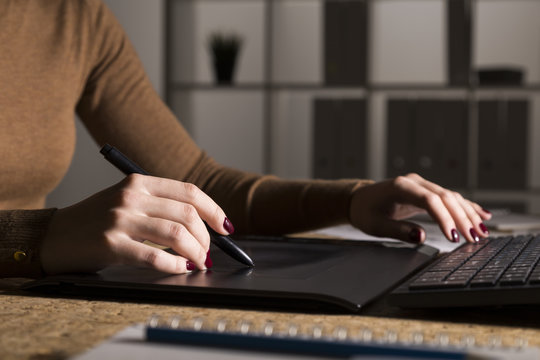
[0,209,56,278]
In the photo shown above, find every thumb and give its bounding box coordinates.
[368,218,425,244]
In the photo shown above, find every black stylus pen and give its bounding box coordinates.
[100,144,254,267]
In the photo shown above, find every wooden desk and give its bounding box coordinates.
[1,277,539,360]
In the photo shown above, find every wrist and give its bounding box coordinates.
[348,179,375,224]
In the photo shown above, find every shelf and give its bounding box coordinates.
[169,82,540,92]
[169,82,367,91]
[471,84,540,92]
[169,83,268,91]
[471,188,540,196]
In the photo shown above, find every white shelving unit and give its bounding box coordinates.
[165,0,540,213]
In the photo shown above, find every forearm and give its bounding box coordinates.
[186,154,374,234]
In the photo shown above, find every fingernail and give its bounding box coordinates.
[186,261,195,271]
[205,251,213,269]
[470,228,480,242]
[482,208,492,215]
[223,217,235,234]
[451,229,460,243]
[409,228,422,243]
[479,223,489,235]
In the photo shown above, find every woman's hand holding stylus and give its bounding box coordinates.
[40,174,234,275]
[349,173,492,244]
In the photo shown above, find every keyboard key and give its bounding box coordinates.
[500,277,527,286]
[470,278,497,287]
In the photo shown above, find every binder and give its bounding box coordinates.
[313,98,367,180]
[447,0,472,86]
[415,100,468,188]
[477,99,529,189]
[387,99,468,188]
[313,99,340,179]
[324,0,367,86]
[339,99,367,179]
[477,100,499,188]
[414,100,444,184]
[386,99,415,178]
[506,100,529,189]
[438,100,468,189]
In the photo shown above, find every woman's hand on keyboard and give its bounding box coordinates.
[349,173,492,244]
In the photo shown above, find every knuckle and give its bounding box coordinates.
[123,173,145,189]
[440,190,454,203]
[115,189,139,208]
[422,193,440,207]
[405,172,421,180]
[393,175,408,187]
[143,250,161,268]
[105,208,126,228]
[182,204,199,223]
[182,182,201,201]
[168,222,187,241]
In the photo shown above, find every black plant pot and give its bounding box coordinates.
[211,49,239,85]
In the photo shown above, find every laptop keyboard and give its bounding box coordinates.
[409,235,540,290]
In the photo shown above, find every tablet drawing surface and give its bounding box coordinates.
[23,236,438,313]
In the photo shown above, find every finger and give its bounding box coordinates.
[392,176,459,243]
[406,175,482,242]
[115,239,192,274]
[127,175,232,235]
[453,193,490,237]
[430,190,480,243]
[368,217,426,244]
[469,200,492,221]
[121,212,208,269]
[411,175,491,221]
[126,191,211,251]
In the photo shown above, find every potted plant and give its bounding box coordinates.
[208,31,243,85]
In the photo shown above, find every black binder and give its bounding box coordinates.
[324,0,368,86]
[447,0,472,86]
[477,99,529,189]
[313,98,367,179]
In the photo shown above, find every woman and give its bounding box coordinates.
[0,0,490,278]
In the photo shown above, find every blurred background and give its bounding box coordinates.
[47,0,540,214]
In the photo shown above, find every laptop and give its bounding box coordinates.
[22,235,438,313]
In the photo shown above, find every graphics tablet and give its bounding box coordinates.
[22,236,438,313]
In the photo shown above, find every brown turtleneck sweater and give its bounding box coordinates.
[0,0,371,278]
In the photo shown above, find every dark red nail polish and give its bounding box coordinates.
[470,228,480,242]
[409,228,422,243]
[186,261,195,271]
[205,251,213,269]
[451,229,460,243]
[479,223,489,235]
[482,208,492,215]
[223,217,235,234]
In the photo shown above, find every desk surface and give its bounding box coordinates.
[2,277,540,360]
